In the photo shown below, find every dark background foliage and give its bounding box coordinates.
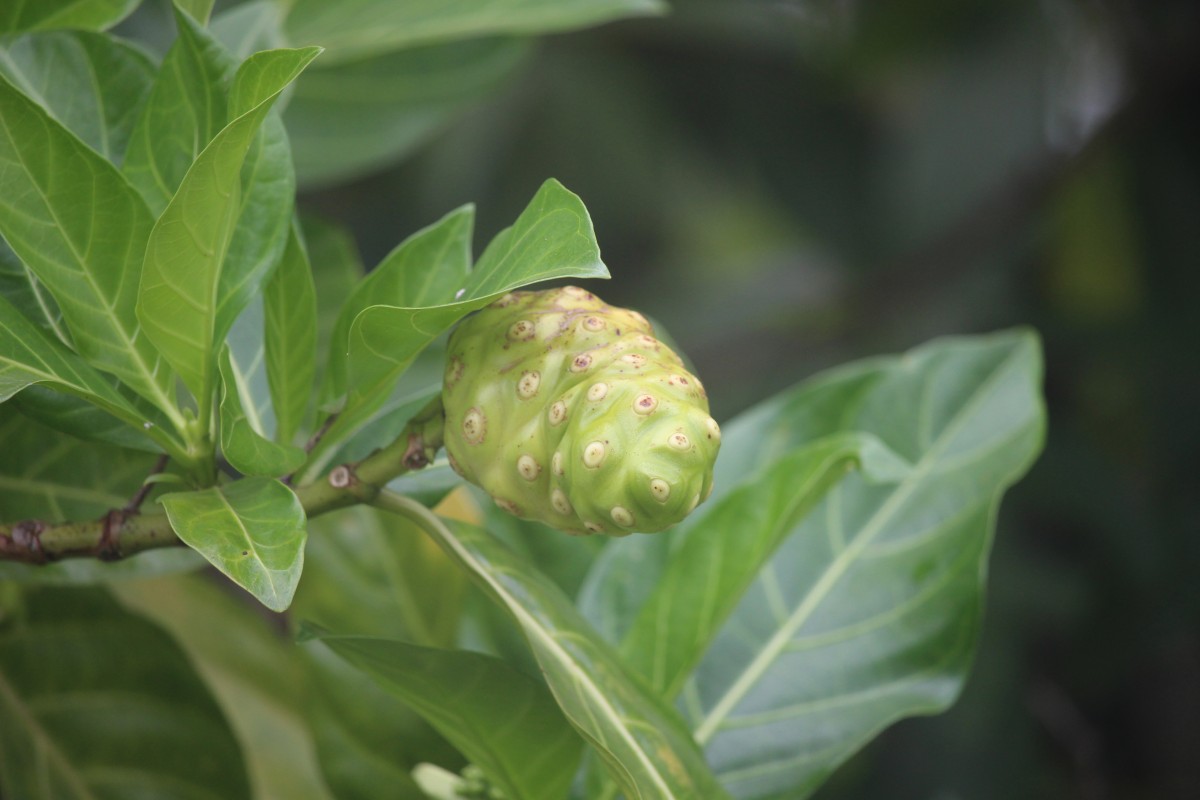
[130,0,1200,796]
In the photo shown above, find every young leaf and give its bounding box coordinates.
[309,179,607,472]
[306,630,582,800]
[0,0,140,34]
[136,46,320,417]
[0,29,156,164]
[682,332,1045,799]
[0,75,181,422]
[374,494,731,800]
[124,10,301,376]
[159,477,307,612]
[264,223,317,445]
[0,585,251,799]
[0,293,184,455]
[218,345,305,477]
[283,0,665,64]
[322,204,473,408]
[301,215,364,391]
[123,7,232,213]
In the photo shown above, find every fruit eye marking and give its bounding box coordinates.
[583,441,607,468]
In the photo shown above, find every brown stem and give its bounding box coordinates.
[0,399,446,565]
[125,454,170,512]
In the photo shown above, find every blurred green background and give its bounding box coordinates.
[132,0,1200,796]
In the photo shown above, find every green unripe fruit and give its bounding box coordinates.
[442,286,720,536]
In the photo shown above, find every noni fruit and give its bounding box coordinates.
[442,286,720,535]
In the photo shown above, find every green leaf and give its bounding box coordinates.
[617,434,911,699]
[0,292,184,455]
[0,75,181,422]
[301,214,364,393]
[679,332,1045,798]
[112,575,334,800]
[380,496,731,800]
[136,46,320,414]
[122,7,232,214]
[0,234,68,345]
[13,384,160,452]
[159,477,307,612]
[226,294,275,438]
[218,345,305,477]
[264,223,317,445]
[286,38,529,187]
[0,0,140,34]
[0,585,251,799]
[308,179,607,474]
[307,629,582,800]
[322,204,473,408]
[283,0,665,64]
[124,11,301,397]
[0,29,156,164]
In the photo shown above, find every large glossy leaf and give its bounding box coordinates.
[0,75,179,419]
[0,29,155,165]
[308,630,581,800]
[112,576,333,800]
[322,204,473,408]
[159,477,307,612]
[0,585,250,799]
[286,37,529,187]
[264,224,316,445]
[136,46,319,411]
[377,495,731,800]
[283,0,664,63]
[0,0,140,34]
[0,406,203,582]
[677,332,1043,798]
[615,434,910,698]
[309,179,607,473]
[0,293,184,454]
[218,345,305,476]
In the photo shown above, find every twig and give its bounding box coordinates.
[0,402,446,565]
[303,412,339,454]
[125,454,170,513]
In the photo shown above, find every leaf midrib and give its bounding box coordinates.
[693,343,1026,744]
[441,528,677,799]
